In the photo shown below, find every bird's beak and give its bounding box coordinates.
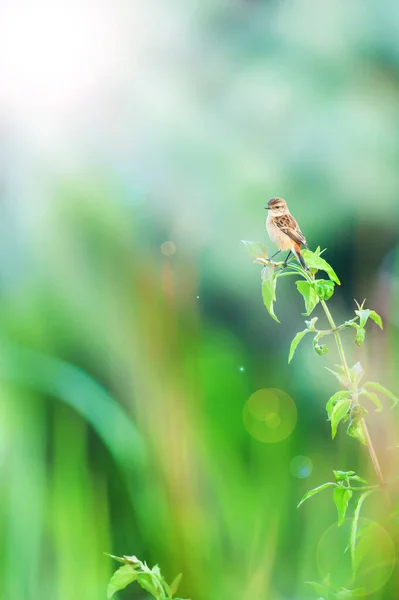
[265,206,270,210]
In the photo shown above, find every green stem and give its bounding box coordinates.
[320,300,351,381]
[289,265,387,493]
[318,300,387,493]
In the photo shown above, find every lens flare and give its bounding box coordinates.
[290,455,313,478]
[243,388,297,443]
[317,518,395,595]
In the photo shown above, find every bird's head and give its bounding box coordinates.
[265,197,289,217]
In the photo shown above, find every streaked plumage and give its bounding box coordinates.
[265,197,309,270]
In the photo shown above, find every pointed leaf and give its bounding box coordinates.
[350,362,364,386]
[105,553,128,565]
[326,392,351,419]
[348,475,367,484]
[297,482,335,508]
[360,390,383,412]
[288,329,310,363]
[242,240,268,259]
[325,367,350,389]
[169,573,183,596]
[296,280,319,315]
[261,266,279,323]
[302,249,341,285]
[369,310,383,329]
[334,487,353,526]
[107,565,137,599]
[355,309,383,331]
[347,419,367,445]
[365,382,398,408]
[355,309,371,330]
[331,398,351,439]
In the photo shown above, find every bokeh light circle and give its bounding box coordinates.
[317,518,395,595]
[242,388,297,443]
[290,455,313,478]
[160,241,176,256]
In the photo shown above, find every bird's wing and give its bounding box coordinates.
[275,214,308,247]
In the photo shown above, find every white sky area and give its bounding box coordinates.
[0,0,186,159]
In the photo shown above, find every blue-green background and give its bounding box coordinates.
[1,1,399,598]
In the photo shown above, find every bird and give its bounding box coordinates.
[265,197,309,271]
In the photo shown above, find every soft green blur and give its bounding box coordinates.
[1,1,399,599]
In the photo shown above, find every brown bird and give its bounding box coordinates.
[265,197,309,271]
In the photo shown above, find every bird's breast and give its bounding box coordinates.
[266,218,293,250]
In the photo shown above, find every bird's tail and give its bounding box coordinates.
[294,247,309,271]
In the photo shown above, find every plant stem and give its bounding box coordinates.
[318,299,387,494]
[361,417,387,496]
[320,300,351,380]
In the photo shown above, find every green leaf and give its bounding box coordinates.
[348,474,367,484]
[261,266,279,323]
[288,329,310,363]
[105,553,128,565]
[360,390,383,412]
[334,487,353,526]
[122,555,142,566]
[297,482,336,508]
[333,470,355,482]
[350,491,373,575]
[302,249,341,285]
[364,382,398,408]
[369,310,383,329]
[242,240,268,259]
[325,367,350,389]
[315,279,335,301]
[137,572,159,596]
[350,362,364,386]
[326,392,351,419]
[169,573,183,597]
[107,565,138,599]
[313,339,329,356]
[330,398,351,439]
[296,280,319,315]
[347,419,367,445]
[354,327,366,347]
[355,309,383,331]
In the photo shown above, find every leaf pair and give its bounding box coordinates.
[288,318,330,363]
[346,305,383,347]
[106,554,187,600]
[296,279,335,316]
[302,247,341,285]
[326,362,364,390]
[326,388,369,443]
[298,470,367,512]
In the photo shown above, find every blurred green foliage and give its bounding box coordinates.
[2,1,399,599]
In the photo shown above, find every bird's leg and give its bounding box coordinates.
[269,250,281,260]
[282,251,292,268]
